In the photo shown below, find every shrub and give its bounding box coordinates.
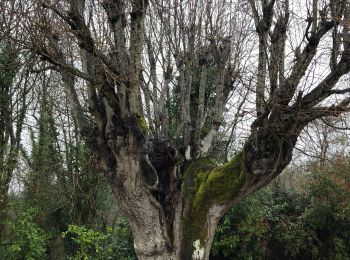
[2,208,47,260]
[62,218,136,260]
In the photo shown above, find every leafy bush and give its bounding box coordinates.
[212,187,274,259]
[301,158,350,259]
[109,218,136,260]
[63,218,136,260]
[2,208,47,260]
[62,225,110,260]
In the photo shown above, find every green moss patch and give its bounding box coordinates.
[193,152,246,208]
[135,114,148,134]
[181,153,246,258]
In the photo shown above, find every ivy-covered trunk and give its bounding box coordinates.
[0,44,22,240]
[0,185,8,238]
[0,151,18,238]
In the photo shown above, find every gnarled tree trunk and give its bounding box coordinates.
[86,112,301,260]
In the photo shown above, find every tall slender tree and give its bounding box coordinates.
[0,42,29,239]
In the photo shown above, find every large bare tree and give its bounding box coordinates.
[5,0,350,258]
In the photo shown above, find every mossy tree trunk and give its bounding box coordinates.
[176,126,300,259]
[85,129,297,260]
[82,111,300,259]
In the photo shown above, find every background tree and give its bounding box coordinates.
[0,34,31,240]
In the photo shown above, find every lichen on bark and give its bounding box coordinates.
[181,152,246,258]
[136,115,148,130]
